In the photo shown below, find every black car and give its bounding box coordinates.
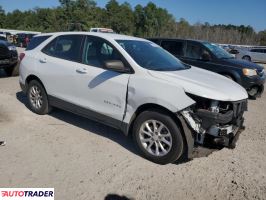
[148,38,265,98]
[0,40,18,76]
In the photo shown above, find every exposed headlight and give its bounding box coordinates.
[242,68,257,76]
[8,46,17,51]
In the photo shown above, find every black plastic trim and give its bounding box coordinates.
[48,95,129,134]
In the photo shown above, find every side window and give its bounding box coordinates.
[26,36,51,51]
[42,35,83,62]
[161,40,184,56]
[82,36,124,68]
[185,43,205,59]
[251,49,263,53]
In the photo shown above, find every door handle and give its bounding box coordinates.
[39,58,47,63]
[76,68,88,74]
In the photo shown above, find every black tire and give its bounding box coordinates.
[27,80,52,115]
[4,66,15,77]
[242,55,251,62]
[247,86,259,99]
[132,110,184,164]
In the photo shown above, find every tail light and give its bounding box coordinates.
[19,53,25,61]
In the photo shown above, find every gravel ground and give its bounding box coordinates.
[0,70,266,199]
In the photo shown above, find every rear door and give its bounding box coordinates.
[74,36,130,125]
[36,34,84,104]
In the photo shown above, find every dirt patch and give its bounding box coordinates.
[0,110,9,123]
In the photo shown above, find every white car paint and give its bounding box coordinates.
[19,32,248,126]
[148,66,247,102]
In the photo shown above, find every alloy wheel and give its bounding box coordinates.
[139,120,172,157]
[29,85,43,110]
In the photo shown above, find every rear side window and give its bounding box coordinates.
[161,40,184,56]
[42,35,84,62]
[26,36,51,51]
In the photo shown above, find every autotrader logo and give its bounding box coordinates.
[0,188,54,200]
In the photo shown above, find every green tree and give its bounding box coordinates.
[134,4,144,36]
[105,0,134,34]
[258,30,266,45]
[0,6,5,27]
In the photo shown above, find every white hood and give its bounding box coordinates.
[148,66,248,102]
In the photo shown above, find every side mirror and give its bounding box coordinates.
[104,60,130,73]
[201,52,211,61]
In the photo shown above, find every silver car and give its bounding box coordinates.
[236,48,266,63]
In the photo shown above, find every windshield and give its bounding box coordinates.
[116,40,189,71]
[203,42,234,59]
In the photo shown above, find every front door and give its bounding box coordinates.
[75,36,130,126]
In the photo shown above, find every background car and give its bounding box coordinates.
[0,35,7,41]
[89,28,114,33]
[0,40,18,76]
[236,47,266,63]
[16,33,36,48]
[148,38,265,98]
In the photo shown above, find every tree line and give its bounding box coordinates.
[0,0,266,45]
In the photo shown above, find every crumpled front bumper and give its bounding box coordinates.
[180,99,248,151]
[212,117,245,148]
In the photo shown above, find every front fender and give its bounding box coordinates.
[123,75,195,124]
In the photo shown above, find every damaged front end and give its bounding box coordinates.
[180,94,247,149]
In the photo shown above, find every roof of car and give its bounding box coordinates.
[148,37,208,43]
[34,32,146,41]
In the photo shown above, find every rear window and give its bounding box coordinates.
[26,35,51,51]
[42,34,84,62]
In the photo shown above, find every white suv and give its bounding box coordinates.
[19,32,248,164]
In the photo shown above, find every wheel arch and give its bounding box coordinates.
[25,75,47,93]
[242,55,251,60]
[123,103,194,159]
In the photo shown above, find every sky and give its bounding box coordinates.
[0,0,265,32]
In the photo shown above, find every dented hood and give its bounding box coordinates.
[148,66,248,102]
